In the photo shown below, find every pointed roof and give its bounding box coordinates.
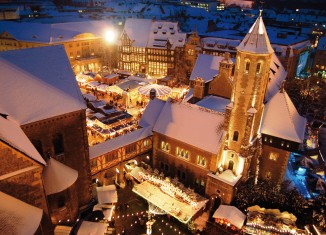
[43,158,78,195]
[261,90,306,143]
[237,10,274,54]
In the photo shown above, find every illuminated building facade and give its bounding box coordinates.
[119,18,186,77]
[0,21,116,74]
[312,36,326,78]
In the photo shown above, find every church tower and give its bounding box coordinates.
[221,11,274,179]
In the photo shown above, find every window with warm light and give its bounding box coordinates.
[161,141,170,152]
[245,60,250,73]
[176,147,189,160]
[269,152,279,161]
[197,155,207,167]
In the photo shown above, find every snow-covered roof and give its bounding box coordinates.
[0,46,86,125]
[190,54,224,83]
[0,20,114,43]
[265,53,287,102]
[261,90,306,143]
[96,185,118,204]
[0,192,43,235]
[209,170,242,186]
[123,18,152,48]
[89,126,153,159]
[196,96,230,113]
[237,12,274,54]
[212,205,246,229]
[0,116,46,165]
[43,158,78,195]
[139,98,166,128]
[147,21,186,50]
[77,221,107,235]
[153,100,225,154]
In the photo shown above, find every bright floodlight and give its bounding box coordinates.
[104,29,117,43]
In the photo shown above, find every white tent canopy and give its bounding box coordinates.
[96,185,118,204]
[138,84,172,97]
[212,205,246,229]
[43,158,78,195]
[0,192,43,235]
[77,221,107,235]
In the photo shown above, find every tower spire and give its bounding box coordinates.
[237,12,273,54]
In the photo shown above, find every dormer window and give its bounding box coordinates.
[158,24,162,29]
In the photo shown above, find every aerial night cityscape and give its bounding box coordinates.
[0,0,325,234]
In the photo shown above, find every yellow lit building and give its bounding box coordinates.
[0,20,119,74]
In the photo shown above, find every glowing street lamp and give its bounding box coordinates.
[104,29,117,44]
[103,29,118,72]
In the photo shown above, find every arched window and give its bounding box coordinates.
[245,60,250,73]
[256,62,262,74]
[233,131,239,142]
[53,133,64,155]
[228,160,234,171]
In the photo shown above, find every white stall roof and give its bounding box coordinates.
[212,205,246,229]
[96,185,118,204]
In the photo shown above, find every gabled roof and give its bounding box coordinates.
[237,11,274,54]
[153,100,225,154]
[139,98,166,128]
[261,90,306,143]
[189,54,226,83]
[123,18,152,48]
[0,116,46,165]
[0,45,86,125]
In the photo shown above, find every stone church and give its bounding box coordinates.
[144,12,306,204]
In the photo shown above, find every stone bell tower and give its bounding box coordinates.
[221,11,274,179]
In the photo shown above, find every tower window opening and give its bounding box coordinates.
[256,62,261,74]
[245,61,250,73]
[233,131,239,142]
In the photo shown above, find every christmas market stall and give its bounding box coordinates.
[244,205,306,235]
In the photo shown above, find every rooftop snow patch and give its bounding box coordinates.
[139,98,166,128]
[153,100,225,154]
[261,90,306,143]
[196,96,230,113]
[0,46,86,125]
[190,54,225,83]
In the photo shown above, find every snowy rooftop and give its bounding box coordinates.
[43,158,78,195]
[208,170,242,186]
[123,18,152,48]
[0,116,45,165]
[138,98,165,128]
[212,205,246,229]
[96,185,118,204]
[261,90,306,143]
[0,192,43,235]
[189,54,225,83]
[0,46,86,125]
[89,126,153,159]
[153,100,225,154]
[237,13,274,54]
[0,20,115,43]
[265,53,288,102]
[196,96,230,113]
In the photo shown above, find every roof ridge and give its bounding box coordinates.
[282,91,301,140]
